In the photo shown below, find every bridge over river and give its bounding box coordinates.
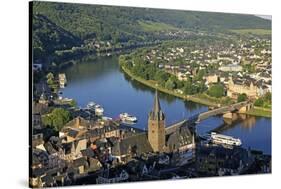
[166,101,253,132]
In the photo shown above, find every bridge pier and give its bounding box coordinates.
[223,112,239,125]
[238,104,252,113]
[223,112,233,119]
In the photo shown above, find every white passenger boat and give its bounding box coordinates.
[208,132,242,146]
[119,113,137,123]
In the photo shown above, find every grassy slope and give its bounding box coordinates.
[245,106,272,117]
[230,28,271,35]
[138,20,178,32]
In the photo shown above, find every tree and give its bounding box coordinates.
[155,71,167,81]
[155,70,170,85]
[197,81,207,93]
[46,72,56,87]
[207,84,225,98]
[264,92,271,102]
[194,69,205,81]
[254,98,264,107]
[42,108,71,131]
[175,80,184,89]
[165,78,176,90]
[237,93,247,102]
[46,72,54,80]
[183,80,197,95]
[69,99,77,107]
[144,65,156,80]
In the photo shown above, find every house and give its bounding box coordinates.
[86,124,121,143]
[60,117,89,140]
[73,157,88,174]
[61,138,87,161]
[205,74,219,84]
[219,64,243,72]
[177,72,188,81]
[227,77,258,99]
[44,142,66,169]
[96,169,129,184]
[32,133,44,147]
[33,64,42,71]
[165,120,195,154]
[196,146,254,176]
[30,167,47,187]
[111,133,153,163]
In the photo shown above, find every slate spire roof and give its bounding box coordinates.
[153,90,161,113]
[150,90,165,120]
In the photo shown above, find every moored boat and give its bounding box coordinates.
[208,132,242,146]
[86,101,104,115]
[94,104,104,115]
[119,113,137,123]
[86,101,96,109]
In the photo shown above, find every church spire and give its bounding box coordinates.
[148,89,166,152]
[153,90,161,113]
[150,90,165,121]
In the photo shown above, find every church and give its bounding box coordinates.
[112,90,196,162]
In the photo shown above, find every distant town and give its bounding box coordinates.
[119,35,271,113]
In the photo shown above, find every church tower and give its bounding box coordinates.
[148,90,166,152]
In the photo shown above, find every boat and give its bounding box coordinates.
[94,104,104,115]
[86,101,104,115]
[119,113,137,123]
[86,101,96,109]
[208,132,242,146]
[102,116,113,121]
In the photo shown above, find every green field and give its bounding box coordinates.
[230,29,271,35]
[245,106,271,117]
[138,20,178,32]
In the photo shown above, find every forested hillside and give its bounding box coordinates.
[31,1,271,64]
[33,14,82,61]
[33,1,271,40]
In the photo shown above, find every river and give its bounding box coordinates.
[61,55,272,155]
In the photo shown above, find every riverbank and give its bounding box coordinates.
[245,106,272,117]
[120,65,272,118]
[120,65,222,107]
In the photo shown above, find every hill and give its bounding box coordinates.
[31,1,271,64]
[33,1,271,40]
[32,14,82,62]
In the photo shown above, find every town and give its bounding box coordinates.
[119,35,271,114]
[31,75,271,187]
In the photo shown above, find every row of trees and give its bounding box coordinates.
[120,54,214,96]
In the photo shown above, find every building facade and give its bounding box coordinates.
[227,77,258,99]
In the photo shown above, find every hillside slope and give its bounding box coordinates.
[32,14,82,61]
[33,1,271,40]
